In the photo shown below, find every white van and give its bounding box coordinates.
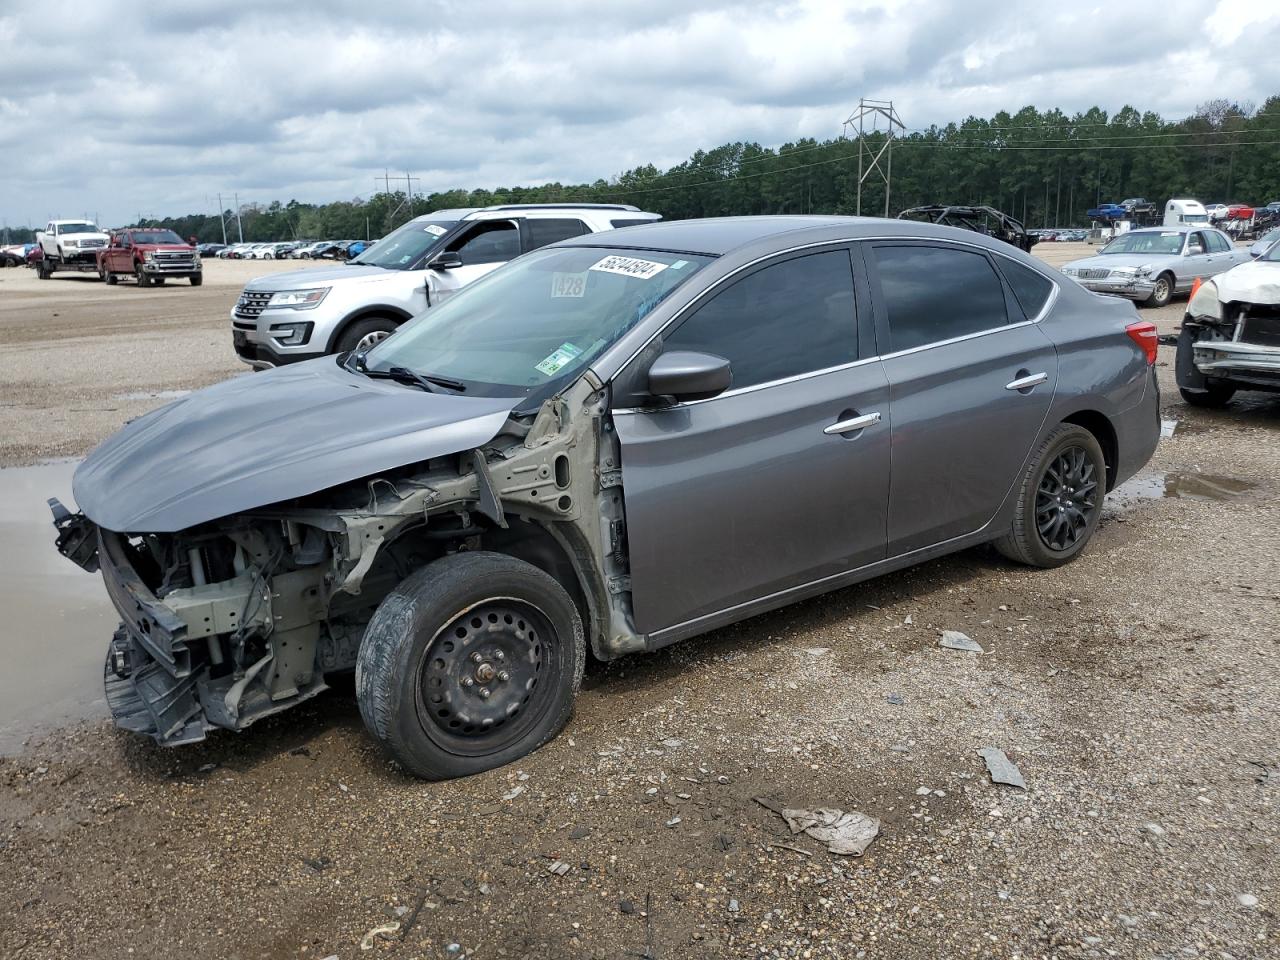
[1164,199,1210,226]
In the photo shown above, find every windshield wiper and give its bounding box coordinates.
[350,360,465,394]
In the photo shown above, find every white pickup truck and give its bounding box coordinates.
[35,219,112,279]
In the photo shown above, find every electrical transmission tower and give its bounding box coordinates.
[843,99,905,216]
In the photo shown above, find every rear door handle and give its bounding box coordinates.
[824,411,881,435]
[1005,372,1049,391]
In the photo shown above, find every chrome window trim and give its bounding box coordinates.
[608,234,1059,412]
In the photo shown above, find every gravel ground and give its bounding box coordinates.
[0,245,1277,959]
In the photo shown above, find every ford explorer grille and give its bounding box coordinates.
[235,290,273,319]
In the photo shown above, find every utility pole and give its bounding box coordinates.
[843,98,904,216]
[404,172,420,213]
[217,193,228,244]
[234,192,244,243]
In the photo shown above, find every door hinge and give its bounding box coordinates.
[599,468,623,489]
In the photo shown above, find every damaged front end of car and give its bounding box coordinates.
[50,376,644,747]
[1178,268,1280,397]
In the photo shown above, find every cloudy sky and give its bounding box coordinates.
[1,0,1276,227]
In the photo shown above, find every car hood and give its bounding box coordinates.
[73,359,522,533]
[245,265,393,290]
[1213,260,1280,305]
[1064,253,1172,272]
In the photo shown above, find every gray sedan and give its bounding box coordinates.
[1062,225,1249,307]
[53,216,1160,779]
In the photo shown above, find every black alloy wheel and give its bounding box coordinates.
[1034,444,1098,552]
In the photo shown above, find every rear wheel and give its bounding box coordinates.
[335,316,398,354]
[356,552,585,780]
[995,424,1106,568]
[36,260,50,279]
[1143,272,1174,308]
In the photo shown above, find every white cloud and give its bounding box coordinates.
[0,0,1275,226]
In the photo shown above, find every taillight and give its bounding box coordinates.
[1126,321,1158,365]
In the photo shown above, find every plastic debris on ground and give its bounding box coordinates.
[977,746,1027,789]
[359,922,400,951]
[778,807,880,856]
[939,630,983,653]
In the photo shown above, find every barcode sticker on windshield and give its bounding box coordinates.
[589,255,669,280]
[424,224,447,236]
[535,342,584,377]
[551,272,588,298]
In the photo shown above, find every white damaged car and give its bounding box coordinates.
[1176,241,1280,406]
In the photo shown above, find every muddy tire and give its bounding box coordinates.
[334,316,398,354]
[994,424,1106,569]
[356,552,584,780]
[1142,272,1174,308]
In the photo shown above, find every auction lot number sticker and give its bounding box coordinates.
[551,272,588,298]
[589,255,669,280]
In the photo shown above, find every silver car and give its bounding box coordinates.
[52,216,1160,779]
[1062,225,1249,307]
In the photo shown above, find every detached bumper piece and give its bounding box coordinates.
[105,627,206,745]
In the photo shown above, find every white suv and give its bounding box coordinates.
[230,204,660,368]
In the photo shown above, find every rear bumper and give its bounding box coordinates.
[1112,364,1161,489]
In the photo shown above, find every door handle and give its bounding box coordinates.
[824,411,881,435]
[1005,372,1049,391]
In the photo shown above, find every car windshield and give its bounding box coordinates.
[1101,232,1184,255]
[59,222,99,235]
[362,246,713,399]
[352,219,457,269]
[1261,239,1280,263]
[131,230,184,244]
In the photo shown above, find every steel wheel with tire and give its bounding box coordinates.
[1143,272,1174,308]
[995,424,1105,568]
[356,552,585,780]
[335,316,398,354]
[135,266,151,287]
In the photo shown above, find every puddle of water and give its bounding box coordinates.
[114,389,190,402]
[0,460,115,754]
[1110,470,1258,507]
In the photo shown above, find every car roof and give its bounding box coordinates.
[1129,225,1210,235]
[551,215,1028,257]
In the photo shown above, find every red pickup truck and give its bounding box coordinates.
[98,229,203,287]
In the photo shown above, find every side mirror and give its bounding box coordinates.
[428,251,463,271]
[647,351,732,402]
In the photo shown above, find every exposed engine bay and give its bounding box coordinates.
[51,378,641,745]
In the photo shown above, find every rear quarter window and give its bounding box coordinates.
[997,257,1055,318]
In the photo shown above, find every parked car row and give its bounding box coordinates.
[1030,229,1087,242]
[212,239,376,261]
[53,210,1162,779]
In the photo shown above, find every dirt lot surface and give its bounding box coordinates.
[1,245,1277,959]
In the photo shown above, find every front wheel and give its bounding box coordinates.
[135,266,152,287]
[190,273,203,286]
[1142,272,1174,308]
[995,424,1106,568]
[105,271,118,286]
[334,316,398,354]
[356,552,585,780]
[1180,383,1234,407]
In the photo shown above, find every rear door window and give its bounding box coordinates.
[872,244,1009,353]
[1206,231,1231,253]
[996,257,1055,318]
[662,249,857,390]
[524,218,589,251]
